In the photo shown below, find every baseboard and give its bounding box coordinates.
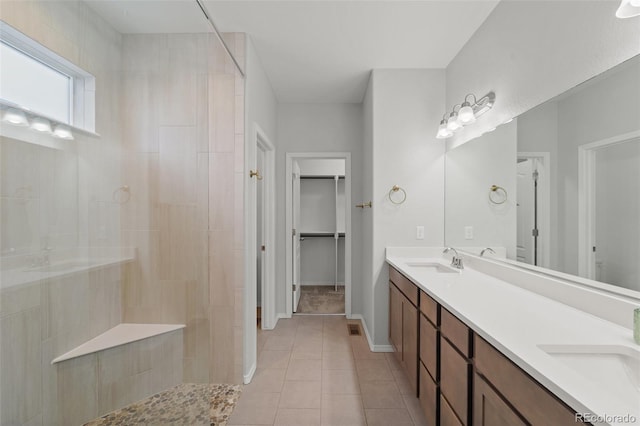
[243,362,256,384]
[348,314,393,353]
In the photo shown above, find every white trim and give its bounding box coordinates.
[243,362,256,385]
[350,314,393,353]
[285,152,352,318]
[517,152,551,269]
[243,122,276,384]
[578,130,640,279]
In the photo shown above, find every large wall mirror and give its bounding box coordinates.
[445,54,640,297]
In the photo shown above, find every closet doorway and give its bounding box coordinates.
[285,153,351,317]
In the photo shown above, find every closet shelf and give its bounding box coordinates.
[300,232,345,238]
[300,175,345,180]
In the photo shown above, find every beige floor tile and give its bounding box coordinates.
[257,350,291,370]
[402,394,428,426]
[293,336,323,353]
[322,350,355,370]
[263,335,295,351]
[391,367,414,395]
[385,352,402,371]
[243,368,286,394]
[356,359,394,382]
[286,359,322,381]
[323,337,351,353]
[279,380,321,409]
[320,394,366,426]
[352,339,386,360]
[291,350,322,360]
[364,408,414,426]
[274,408,321,426]
[360,381,404,408]
[322,369,360,395]
[228,392,280,425]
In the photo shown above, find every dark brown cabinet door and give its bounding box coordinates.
[473,374,527,426]
[419,362,438,425]
[389,283,403,357]
[402,296,418,394]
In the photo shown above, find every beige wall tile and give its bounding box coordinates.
[209,75,236,153]
[57,354,98,426]
[158,204,197,281]
[158,126,197,205]
[0,307,42,425]
[208,153,234,230]
[209,306,235,383]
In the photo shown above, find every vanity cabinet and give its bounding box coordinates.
[388,267,419,394]
[388,264,588,426]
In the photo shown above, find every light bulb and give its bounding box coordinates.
[457,103,476,125]
[447,112,462,131]
[53,124,74,140]
[436,122,453,139]
[31,117,52,133]
[2,108,29,126]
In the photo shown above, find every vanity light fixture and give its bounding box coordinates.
[31,117,52,133]
[2,108,29,126]
[53,124,74,140]
[435,91,496,139]
[616,0,640,18]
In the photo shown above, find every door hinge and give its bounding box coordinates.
[261,245,265,252]
[532,228,539,237]
[292,228,296,237]
[532,169,539,182]
[293,284,297,291]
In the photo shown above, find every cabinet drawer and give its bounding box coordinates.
[474,373,527,426]
[441,394,464,426]
[389,266,418,306]
[420,290,439,325]
[420,313,438,380]
[440,337,471,424]
[419,361,438,426]
[441,307,471,357]
[474,336,578,425]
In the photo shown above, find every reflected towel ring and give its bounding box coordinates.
[389,185,407,205]
[489,185,507,205]
[113,185,131,204]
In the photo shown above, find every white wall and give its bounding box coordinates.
[362,75,374,343]
[366,69,446,347]
[595,139,640,292]
[276,104,363,315]
[244,35,278,379]
[445,121,517,258]
[298,159,345,176]
[445,0,640,149]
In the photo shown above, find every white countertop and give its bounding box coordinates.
[386,249,639,426]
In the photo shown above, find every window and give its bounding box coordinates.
[0,41,72,124]
[0,21,96,134]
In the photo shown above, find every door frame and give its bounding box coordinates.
[516,152,551,269]
[285,152,352,318]
[578,130,640,279]
[244,123,275,384]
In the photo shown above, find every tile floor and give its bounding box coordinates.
[228,315,427,426]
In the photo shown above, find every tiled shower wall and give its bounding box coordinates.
[120,33,245,384]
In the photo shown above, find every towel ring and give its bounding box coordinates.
[489,185,507,205]
[389,185,407,205]
[113,185,131,204]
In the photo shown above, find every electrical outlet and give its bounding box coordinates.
[416,226,425,240]
[464,226,474,240]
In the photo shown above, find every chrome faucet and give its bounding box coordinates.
[480,247,495,257]
[443,247,464,269]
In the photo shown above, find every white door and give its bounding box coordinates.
[292,161,302,312]
[516,159,535,264]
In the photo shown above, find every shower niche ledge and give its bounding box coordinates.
[51,323,186,364]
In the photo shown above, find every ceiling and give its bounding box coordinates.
[86,0,500,103]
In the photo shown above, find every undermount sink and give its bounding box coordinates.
[405,261,459,273]
[538,344,640,405]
